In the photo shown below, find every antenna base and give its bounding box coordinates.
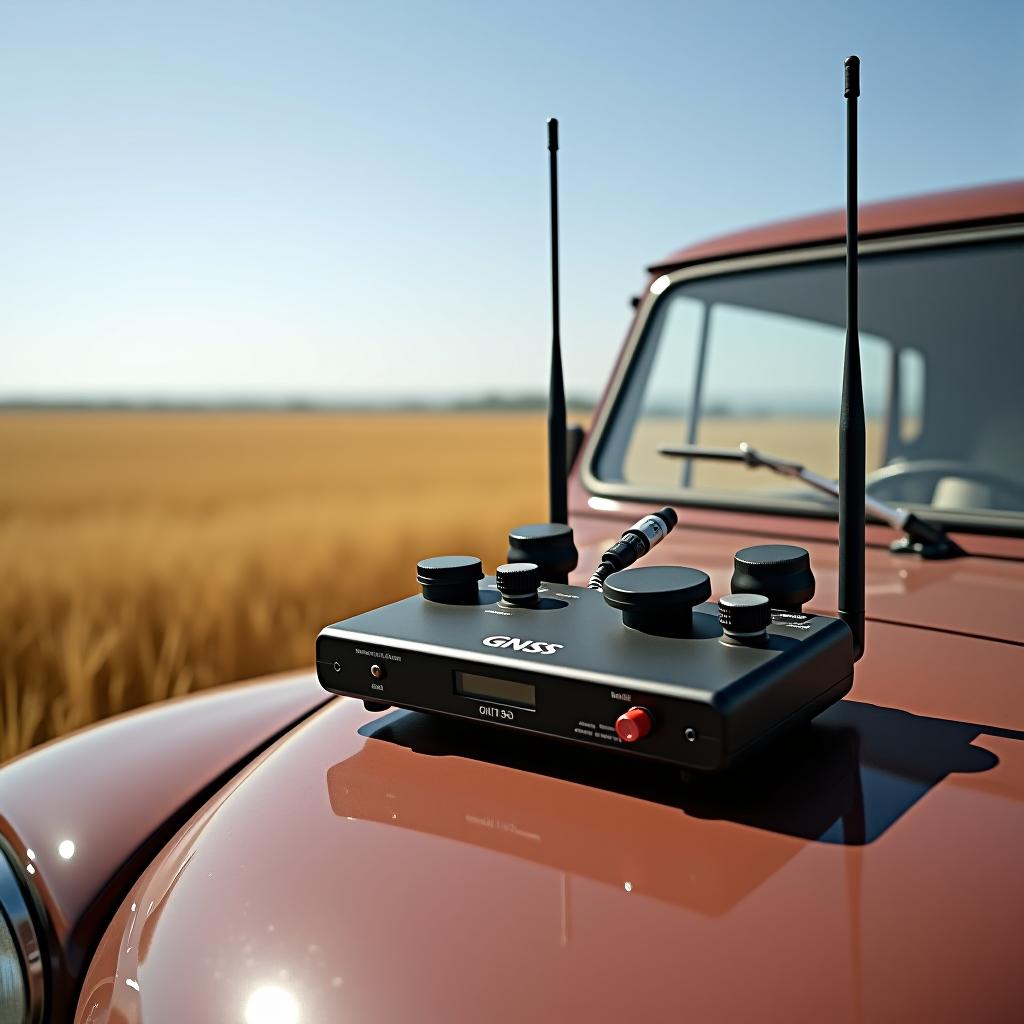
[839,610,864,661]
[889,535,966,560]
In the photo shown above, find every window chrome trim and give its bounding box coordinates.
[580,223,1024,535]
[0,842,44,1024]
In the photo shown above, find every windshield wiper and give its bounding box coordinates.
[658,442,966,559]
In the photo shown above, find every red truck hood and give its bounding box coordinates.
[79,620,1024,1023]
[569,505,1024,646]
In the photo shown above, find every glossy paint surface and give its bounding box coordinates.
[650,179,1024,272]
[0,673,329,1017]
[78,610,1024,1023]
[70,186,1024,1020]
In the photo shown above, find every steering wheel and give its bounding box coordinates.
[865,460,1024,510]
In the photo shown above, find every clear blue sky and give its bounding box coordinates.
[1,0,1020,402]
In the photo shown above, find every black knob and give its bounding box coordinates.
[718,593,771,644]
[603,565,711,637]
[507,523,578,585]
[731,544,814,612]
[496,562,541,607]
[416,555,483,604]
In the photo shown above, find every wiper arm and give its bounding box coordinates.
[658,442,965,559]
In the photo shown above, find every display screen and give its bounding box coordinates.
[454,671,537,708]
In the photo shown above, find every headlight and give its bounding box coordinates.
[0,909,28,1024]
[0,847,43,1024]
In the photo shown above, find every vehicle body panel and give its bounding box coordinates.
[0,673,329,1019]
[649,180,1024,273]
[568,479,1024,562]
[77,630,1024,1022]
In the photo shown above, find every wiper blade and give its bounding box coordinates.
[658,442,965,559]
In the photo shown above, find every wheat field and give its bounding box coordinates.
[0,409,860,763]
[0,411,551,762]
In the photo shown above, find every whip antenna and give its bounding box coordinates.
[839,56,865,661]
[547,117,568,524]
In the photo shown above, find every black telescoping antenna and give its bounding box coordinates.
[547,117,568,525]
[502,120,578,584]
[839,56,866,662]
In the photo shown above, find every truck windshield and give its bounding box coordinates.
[591,235,1024,531]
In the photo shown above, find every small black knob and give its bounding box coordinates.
[603,565,711,636]
[496,562,541,606]
[507,523,578,585]
[416,555,483,604]
[718,593,771,644]
[731,544,814,612]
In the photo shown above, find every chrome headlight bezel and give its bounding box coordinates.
[0,843,44,1024]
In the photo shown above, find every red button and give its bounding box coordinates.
[615,707,653,743]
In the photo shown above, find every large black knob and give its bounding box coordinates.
[603,565,711,636]
[507,523,578,585]
[731,544,814,612]
[417,555,483,604]
[496,562,541,607]
[718,593,771,644]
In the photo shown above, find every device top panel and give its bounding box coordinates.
[323,579,844,702]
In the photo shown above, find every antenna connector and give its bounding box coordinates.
[844,55,860,98]
[586,507,678,590]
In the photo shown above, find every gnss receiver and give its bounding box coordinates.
[318,57,867,771]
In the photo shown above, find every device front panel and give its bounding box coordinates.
[316,633,724,769]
